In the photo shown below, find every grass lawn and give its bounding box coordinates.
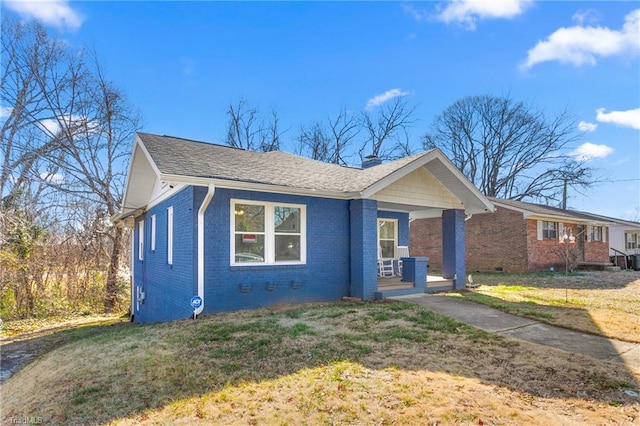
[2,299,639,425]
[454,270,640,343]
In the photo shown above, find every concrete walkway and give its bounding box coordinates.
[392,293,640,371]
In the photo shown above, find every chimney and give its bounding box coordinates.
[362,154,382,169]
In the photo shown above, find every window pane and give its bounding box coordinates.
[543,221,557,239]
[235,204,265,232]
[379,221,395,239]
[234,234,265,263]
[274,207,300,233]
[380,240,395,258]
[275,235,300,261]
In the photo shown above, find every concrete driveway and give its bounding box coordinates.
[392,293,640,371]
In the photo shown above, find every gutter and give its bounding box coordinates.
[194,183,216,318]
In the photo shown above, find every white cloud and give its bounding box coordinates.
[436,0,532,30]
[570,142,614,161]
[4,0,84,30]
[40,172,65,184]
[402,4,429,23]
[578,121,597,132]
[365,89,410,110]
[37,118,61,135]
[522,9,640,69]
[572,9,600,26]
[596,107,640,130]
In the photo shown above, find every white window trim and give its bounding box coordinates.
[167,206,174,265]
[541,220,558,240]
[378,218,398,259]
[230,199,306,266]
[138,220,144,261]
[150,214,156,252]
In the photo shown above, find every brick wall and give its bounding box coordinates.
[466,207,528,273]
[410,208,612,275]
[410,216,443,272]
[201,187,352,315]
[526,219,565,271]
[410,207,528,273]
[134,186,197,323]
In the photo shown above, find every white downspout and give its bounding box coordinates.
[194,183,216,318]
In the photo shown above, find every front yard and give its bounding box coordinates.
[455,270,640,343]
[1,297,639,425]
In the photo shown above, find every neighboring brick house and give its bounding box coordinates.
[411,197,613,273]
[112,132,493,323]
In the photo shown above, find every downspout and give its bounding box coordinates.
[194,183,216,318]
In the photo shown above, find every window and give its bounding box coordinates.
[590,226,602,242]
[167,207,173,265]
[150,214,156,251]
[627,233,639,250]
[542,221,557,239]
[231,200,305,265]
[378,219,397,259]
[138,220,144,261]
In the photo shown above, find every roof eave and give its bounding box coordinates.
[159,173,361,200]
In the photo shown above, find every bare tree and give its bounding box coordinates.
[361,98,416,160]
[296,108,360,165]
[1,17,140,315]
[423,95,593,204]
[224,97,281,152]
[49,60,140,313]
[0,17,75,207]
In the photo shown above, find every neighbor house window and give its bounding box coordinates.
[627,233,639,250]
[138,220,144,261]
[231,200,306,265]
[378,219,397,259]
[167,207,173,265]
[590,226,602,242]
[150,214,156,252]
[542,221,557,239]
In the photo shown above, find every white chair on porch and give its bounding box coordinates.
[397,246,409,276]
[378,247,395,277]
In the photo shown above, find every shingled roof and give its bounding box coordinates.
[138,132,429,194]
[489,197,615,224]
[114,132,495,223]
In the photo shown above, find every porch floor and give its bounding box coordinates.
[378,275,454,291]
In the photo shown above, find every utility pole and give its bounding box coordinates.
[562,178,567,210]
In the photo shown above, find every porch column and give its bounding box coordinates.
[442,209,466,290]
[350,199,378,300]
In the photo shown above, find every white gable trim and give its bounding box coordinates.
[362,150,494,215]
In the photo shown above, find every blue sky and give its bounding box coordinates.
[3,0,640,220]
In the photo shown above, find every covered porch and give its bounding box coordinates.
[348,150,494,302]
[375,274,454,299]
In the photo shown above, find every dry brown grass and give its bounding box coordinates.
[460,271,640,342]
[1,300,638,425]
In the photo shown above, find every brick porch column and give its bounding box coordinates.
[350,199,378,300]
[442,209,466,290]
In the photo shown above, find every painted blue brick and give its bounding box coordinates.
[442,209,466,289]
[200,187,351,314]
[133,187,198,323]
[350,199,378,300]
[132,185,414,323]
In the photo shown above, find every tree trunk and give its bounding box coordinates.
[104,226,123,313]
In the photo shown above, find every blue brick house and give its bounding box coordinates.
[112,133,494,323]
